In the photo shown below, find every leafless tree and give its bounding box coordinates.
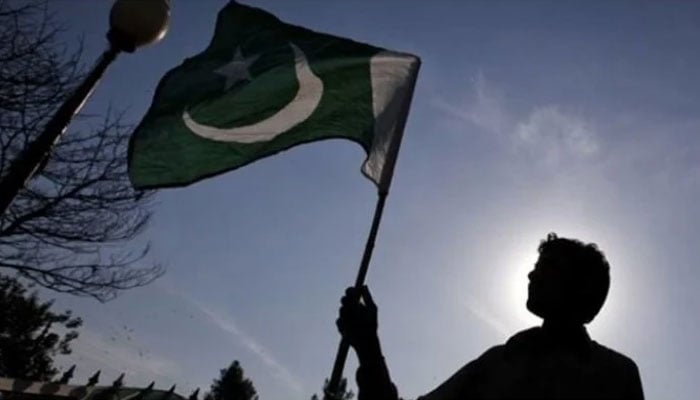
[0,0,163,301]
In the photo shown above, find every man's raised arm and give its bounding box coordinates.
[336,286,399,400]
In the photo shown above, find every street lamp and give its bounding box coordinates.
[109,0,170,52]
[0,0,170,215]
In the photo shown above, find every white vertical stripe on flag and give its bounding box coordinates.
[363,51,421,194]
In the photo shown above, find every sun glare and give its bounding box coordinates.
[502,241,541,329]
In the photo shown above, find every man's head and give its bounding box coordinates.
[527,233,610,324]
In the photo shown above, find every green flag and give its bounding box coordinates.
[128,1,420,193]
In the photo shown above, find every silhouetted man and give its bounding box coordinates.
[337,233,644,399]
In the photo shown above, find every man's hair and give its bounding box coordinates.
[538,233,611,323]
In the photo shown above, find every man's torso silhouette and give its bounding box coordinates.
[413,325,643,399]
[339,234,645,400]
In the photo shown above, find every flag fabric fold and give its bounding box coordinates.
[128,0,420,193]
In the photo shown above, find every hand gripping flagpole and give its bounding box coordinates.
[324,60,420,400]
[324,191,387,400]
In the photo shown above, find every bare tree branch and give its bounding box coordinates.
[0,0,162,301]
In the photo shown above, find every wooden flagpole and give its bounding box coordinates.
[324,58,420,400]
[325,191,388,399]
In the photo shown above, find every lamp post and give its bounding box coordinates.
[0,0,170,216]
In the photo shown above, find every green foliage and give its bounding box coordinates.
[311,377,354,400]
[204,360,258,400]
[0,274,82,380]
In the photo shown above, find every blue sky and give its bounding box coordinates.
[45,1,700,399]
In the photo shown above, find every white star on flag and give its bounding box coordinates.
[215,47,260,90]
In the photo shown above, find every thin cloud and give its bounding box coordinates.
[461,296,510,338]
[151,283,304,395]
[431,72,509,135]
[515,105,599,165]
[190,300,304,395]
[432,73,599,165]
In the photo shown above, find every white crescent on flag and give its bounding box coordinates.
[182,43,324,144]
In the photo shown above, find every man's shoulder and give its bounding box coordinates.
[469,328,541,365]
[466,327,541,363]
[475,343,507,362]
[503,326,543,354]
[589,340,644,397]
[590,340,640,371]
[591,340,633,358]
[506,326,541,344]
[464,326,641,370]
[426,328,644,400]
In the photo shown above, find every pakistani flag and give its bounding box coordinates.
[128,1,420,193]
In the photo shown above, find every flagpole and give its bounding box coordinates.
[325,190,387,400]
[324,58,420,400]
